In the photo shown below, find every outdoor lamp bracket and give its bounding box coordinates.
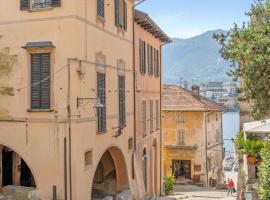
[76,96,103,109]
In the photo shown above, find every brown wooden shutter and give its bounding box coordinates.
[97,72,106,132]
[20,0,29,10]
[139,39,142,73]
[51,0,61,7]
[157,49,160,77]
[147,44,150,75]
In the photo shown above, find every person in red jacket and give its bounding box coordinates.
[228,179,235,195]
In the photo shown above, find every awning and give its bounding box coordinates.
[22,41,55,49]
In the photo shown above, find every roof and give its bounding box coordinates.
[243,119,270,134]
[135,9,172,43]
[22,41,55,49]
[162,85,225,112]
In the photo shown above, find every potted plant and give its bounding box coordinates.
[241,139,263,165]
[164,175,175,195]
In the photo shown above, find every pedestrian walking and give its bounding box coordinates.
[228,179,235,195]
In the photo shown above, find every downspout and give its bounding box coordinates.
[67,58,72,200]
[159,41,169,195]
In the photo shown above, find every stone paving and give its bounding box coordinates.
[165,185,237,200]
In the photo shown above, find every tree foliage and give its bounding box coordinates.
[214,0,270,119]
[258,138,270,200]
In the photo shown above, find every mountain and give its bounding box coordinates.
[163,29,231,85]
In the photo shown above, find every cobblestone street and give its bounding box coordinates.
[165,185,237,200]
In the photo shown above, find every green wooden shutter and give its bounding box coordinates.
[31,54,41,109]
[97,0,105,18]
[20,0,29,10]
[124,1,127,30]
[51,0,61,7]
[97,72,106,132]
[115,0,120,26]
[119,76,125,128]
[40,53,51,109]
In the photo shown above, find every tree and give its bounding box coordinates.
[214,0,270,119]
[258,138,270,200]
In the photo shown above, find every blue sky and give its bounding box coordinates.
[137,0,254,38]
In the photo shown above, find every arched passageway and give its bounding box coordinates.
[91,146,129,199]
[151,139,158,195]
[0,145,36,189]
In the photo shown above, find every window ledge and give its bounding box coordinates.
[97,130,107,135]
[96,16,105,23]
[28,7,54,12]
[27,109,54,113]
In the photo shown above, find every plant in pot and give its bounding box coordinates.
[241,139,263,165]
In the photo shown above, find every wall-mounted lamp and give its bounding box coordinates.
[77,96,103,109]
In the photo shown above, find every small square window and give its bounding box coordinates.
[85,150,93,167]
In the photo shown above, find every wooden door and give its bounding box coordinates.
[183,160,191,179]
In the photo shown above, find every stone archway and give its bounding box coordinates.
[0,145,36,190]
[151,139,158,195]
[91,146,129,199]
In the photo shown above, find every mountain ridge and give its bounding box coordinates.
[163,29,231,85]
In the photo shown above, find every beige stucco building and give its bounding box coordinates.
[162,85,225,186]
[0,0,140,199]
[133,10,171,199]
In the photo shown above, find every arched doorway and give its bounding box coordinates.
[91,146,129,199]
[151,139,158,194]
[1,145,36,189]
[142,148,147,192]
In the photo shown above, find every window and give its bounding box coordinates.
[119,75,126,128]
[128,138,133,150]
[85,150,93,167]
[97,0,105,18]
[177,129,185,145]
[177,112,185,123]
[215,113,219,121]
[194,165,201,172]
[148,45,153,76]
[156,100,159,129]
[20,0,61,10]
[115,0,127,30]
[154,49,160,77]
[31,53,51,110]
[97,72,106,132]
[150,100,153,132]
[139,39,146,74]
[142,100,147,136]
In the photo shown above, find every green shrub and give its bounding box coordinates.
[258,138,270,200]
[241,139,263,156]
[164,175,175,195]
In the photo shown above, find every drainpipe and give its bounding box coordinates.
[159,41,169,195]
[67,58,73,200]
[64,137,67,200]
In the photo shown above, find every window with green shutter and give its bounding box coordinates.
[97,0,105,18]
[119,75,126,128]
[139,39,146,74]
[142,100,147,136]
[150,100,153,132]
[97,72,106,132]
[31,53,51,110]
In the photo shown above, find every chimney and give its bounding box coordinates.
[192,85,200,98]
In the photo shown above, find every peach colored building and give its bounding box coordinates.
[0,0,139,199]
[133,10,171,198]
[162,85,225,186]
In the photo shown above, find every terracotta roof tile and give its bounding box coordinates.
[162,85,225,112]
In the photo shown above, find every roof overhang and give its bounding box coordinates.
[22,41,55,49]
[135,9,172,44]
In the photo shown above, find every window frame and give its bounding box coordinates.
[97,0,105,19]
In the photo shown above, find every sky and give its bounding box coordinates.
[137,0,254,38]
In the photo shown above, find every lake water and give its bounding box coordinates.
[222,111,240,153]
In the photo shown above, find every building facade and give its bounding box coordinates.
[0,0,137,199]
[133,10,171,198]
[162,85,225,186]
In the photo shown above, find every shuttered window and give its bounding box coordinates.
[31,53,51,110]
[150,100,153,132]
[22,0,61,9]
[156,49,160,77]
[139,39,146,74]
[115,0,127,30]
[97,0,105,18]
[177,129,185,145]
[20,0,29,10]
[141,100,147,136]
[119,75,126,128]
[147,44,150,75]
[156,99,159,129]
[149,46,153,76]
[97,72,106,132]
